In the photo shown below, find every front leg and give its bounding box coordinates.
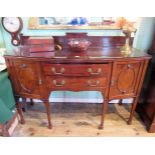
[98,97,108,130]
[118,99,123,105]
[127,97,138,125]
[22,98,27,112]
[30,98,34,106]
[43,101,52,129]
[15,97,25,124]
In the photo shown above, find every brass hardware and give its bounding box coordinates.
[121,90,127,94]
[20,64,27,68]
[111,79,115,86]
[51,67,65,75]
[120,26,136,55]
[74,56,80,58]
[55,44,62,51]
[38,79,42,85]
[88,68,102,75]
[127,64,132,68]
[121,37,132,55]
[53,80,65,86]
[87,80,99,86]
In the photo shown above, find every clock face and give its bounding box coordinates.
[2,17,21,33]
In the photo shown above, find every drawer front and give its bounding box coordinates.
[45,76,108,91]
[43,64,111,77]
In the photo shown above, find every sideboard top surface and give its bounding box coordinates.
[5,47,151,60]
[4,34,151,62]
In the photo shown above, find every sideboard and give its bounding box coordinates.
[4,34,151,129]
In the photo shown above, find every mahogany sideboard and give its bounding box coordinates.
[4,35,151,129]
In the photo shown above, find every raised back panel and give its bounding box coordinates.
[54,34,134,49]
[20,33,134,50]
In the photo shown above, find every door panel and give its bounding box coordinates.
[109,61,142,99]
[10,60,41,97]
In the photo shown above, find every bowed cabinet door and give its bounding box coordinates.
[7,59,43,98]
[109,60,143,99]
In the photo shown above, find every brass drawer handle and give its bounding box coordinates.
[38,79,42,85]
[53,80,65,86]
[127,64,133,68]
[88,68,102,75]
[20,64,27,68]
[51,67,65,75]
[87,80,99,86]
[121,90,127,94]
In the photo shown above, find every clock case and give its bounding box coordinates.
[1,17,23,46]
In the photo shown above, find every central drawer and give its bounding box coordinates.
[45,76,108,90]
[42,63,111,77]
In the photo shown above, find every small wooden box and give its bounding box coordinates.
[26,37,54,52]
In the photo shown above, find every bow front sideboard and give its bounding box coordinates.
[4,35,151,129]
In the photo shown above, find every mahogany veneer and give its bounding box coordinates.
[4,34,151,129]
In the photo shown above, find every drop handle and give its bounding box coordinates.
[87,80,99,86]
[110,79,115,86]
[38,79,42,85]
[121,90,127,94]
[51,67,65,75]
[127,64,133,68]
[88,68,102,75]
[20,64,27,68]
[53,80,65,86]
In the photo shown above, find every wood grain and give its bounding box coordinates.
[4,34,151,130]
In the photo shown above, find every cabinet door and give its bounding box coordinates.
[109,61,143,99]
[9,59,42,98]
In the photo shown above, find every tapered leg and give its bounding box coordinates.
[22,98,27,112]
[98,98,108,129]
[127,97,138,125]
[30,98,34,106]
[16,98,25,124]
[118,99,123,105]
[2,125,10,137]
[44,101,52,129]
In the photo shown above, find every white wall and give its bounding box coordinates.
[133,17,155,50]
